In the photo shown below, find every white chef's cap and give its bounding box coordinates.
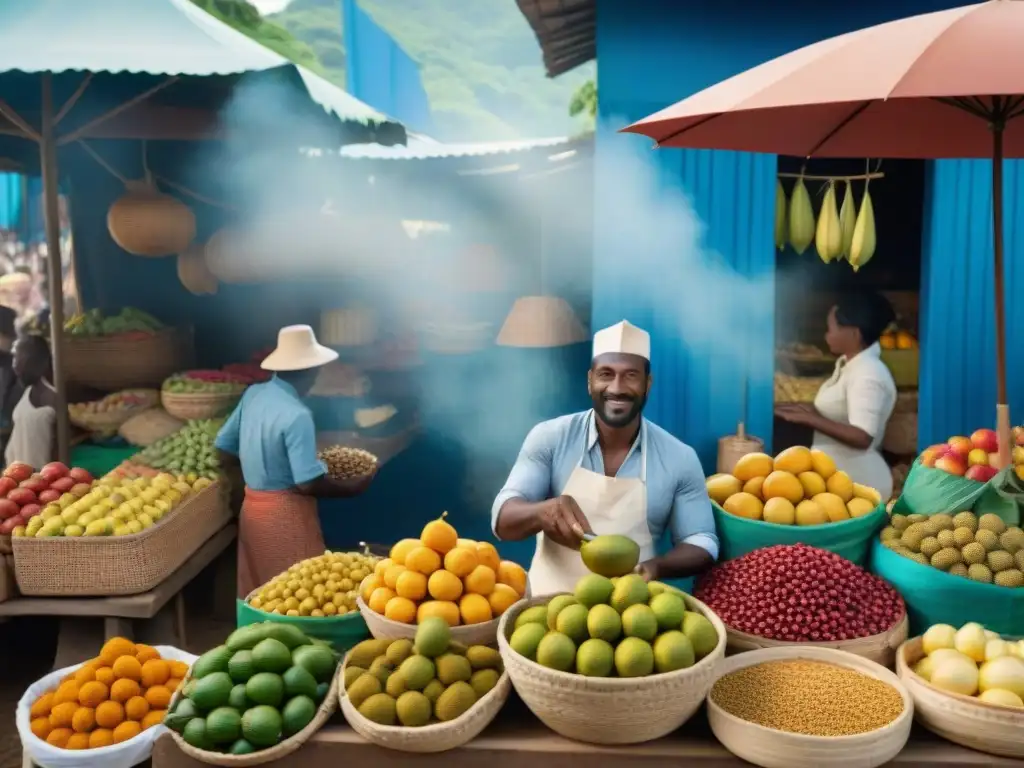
[592,320,650,361]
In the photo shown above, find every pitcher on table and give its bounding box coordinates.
[491,320,719,595]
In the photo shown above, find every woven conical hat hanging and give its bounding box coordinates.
[107,179,196,258]
[177,242,218,296]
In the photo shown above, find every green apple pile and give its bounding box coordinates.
[134,419,224,478]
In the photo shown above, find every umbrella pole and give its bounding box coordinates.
[39,74,70,465]
[992,121,1012,469]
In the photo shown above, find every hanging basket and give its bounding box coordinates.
[107,180,196,258]
[177,242,218,295]
[205,227,268,284]
[63,327,194,392]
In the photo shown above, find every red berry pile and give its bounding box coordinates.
[695,543,905,642]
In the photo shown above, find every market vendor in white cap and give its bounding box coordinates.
[492,320,719,594]
[216,325,377,598]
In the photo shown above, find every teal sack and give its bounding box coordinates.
[236,598,369,654]
[870,539,1024,637]
[973,467,1023,527]
[891,461,1021,527]
[712,501,886,565]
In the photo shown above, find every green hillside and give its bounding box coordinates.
[192,0,594,141]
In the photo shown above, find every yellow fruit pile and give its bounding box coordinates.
[29,637,188,750]
[707,447,882,526]
[249,549,381,617]
[360,512,528,626]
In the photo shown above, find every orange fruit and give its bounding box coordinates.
[78,680,109,708]
[382,563,407,590]
[367,586,396,614]
[475,542,501,572]
[110,678,141,703]
[88,728,114,748]
[165,677,183,693]
[112,655,142,681]
[140,659,170,688]
[95,700,125,730]
[459,593,493,625]
[30,692,54,719]
[113,720,142,743]
[46,727,73,748]
[394,570,427,601]
[49,701,78,728]
[141,709,167,730]
[54,680,81,705]
[464,565,496,596]
[497,560,528,596]
[66,732,90,750]
[374,558,393,578]
[405,546,442,576]
[427,569,463,601]
[99,637,136,666]
[389,538,420,565]
[416,599,461,626]
[359,574,383,603]
[94,667,115,686]
[456,538,477,549]
[144,685,171,710]
[125,695,150,721]
[30,716,51,740]
[488,583,520,615]
[71,706,96,733]
[383,596,417,623]
[73,665,97,685]
[420,511,458,554]
[443,547,479,578]
[134,644,161,663]
[168,660,190,679]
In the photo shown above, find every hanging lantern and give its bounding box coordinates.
[496,295,589,348]
[107,180,196,257]
[320,307,377,347]
[177,242,218,296]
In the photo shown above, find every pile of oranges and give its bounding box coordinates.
[359,511,528,626]
[28,637,189,750]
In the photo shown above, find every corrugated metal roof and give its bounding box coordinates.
[0,0,395,126]
[339,134,573,160]
[515,0,595,78]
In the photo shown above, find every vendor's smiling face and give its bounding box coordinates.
[588,353,651,428]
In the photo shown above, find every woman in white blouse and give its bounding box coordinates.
[776,293,898,500]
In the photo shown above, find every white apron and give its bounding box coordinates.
[528,413,656,595]
[813,365,894,500]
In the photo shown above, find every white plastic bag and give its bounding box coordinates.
[17,645,198,768]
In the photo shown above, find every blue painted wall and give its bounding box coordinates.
[595,0,1021,462]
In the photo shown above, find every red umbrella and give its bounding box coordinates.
[625,0,1024,468]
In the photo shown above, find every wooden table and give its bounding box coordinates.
[151,697,1024,768]
[1,523,236,670]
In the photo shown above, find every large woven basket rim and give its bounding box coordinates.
[161,390,244,403]
[12,481,220,548]
[897,636,1024,718]
[725,612,909,650]
[497,591,727,690]
[338,648,511,735]
[707,645,913,743]
[167,654,339,765]
[63,326,178,345]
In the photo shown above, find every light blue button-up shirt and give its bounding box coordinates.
[491,410,719,559]
[215,376,327,492]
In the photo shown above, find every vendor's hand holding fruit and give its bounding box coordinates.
[543,494,592,550]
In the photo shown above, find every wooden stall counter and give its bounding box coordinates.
[152,697,1024,768]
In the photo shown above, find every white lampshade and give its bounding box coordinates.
[496,295,588,348]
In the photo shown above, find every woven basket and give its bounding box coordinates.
[896,636,1024,758]
[161,389,243,421]
[883,411,918,457]
[12,482,230,596]
[63,327,194,392]
[725,613,909,669]
[338,651,511,752]
[357,595,501,646]
[717,423,763,474]
[496,593,727,745]
[69,389,161,433]
[167,661,339,766]
[707,646,913,768]
[108,180,196,258]
[119,407,186,447]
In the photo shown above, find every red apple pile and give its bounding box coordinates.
[920,428,1024,484]
[0,462,94,536]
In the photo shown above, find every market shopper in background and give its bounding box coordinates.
[0,306,23,458]
[216,325,377,598]
[5,332,55,469]
[775,292,898,499]
[492,320,719,594]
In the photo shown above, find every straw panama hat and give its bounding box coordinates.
[260,325,339,371]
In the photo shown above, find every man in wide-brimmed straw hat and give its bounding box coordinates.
[216,325,377,598]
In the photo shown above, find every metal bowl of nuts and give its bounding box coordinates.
[318,445,379,495]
